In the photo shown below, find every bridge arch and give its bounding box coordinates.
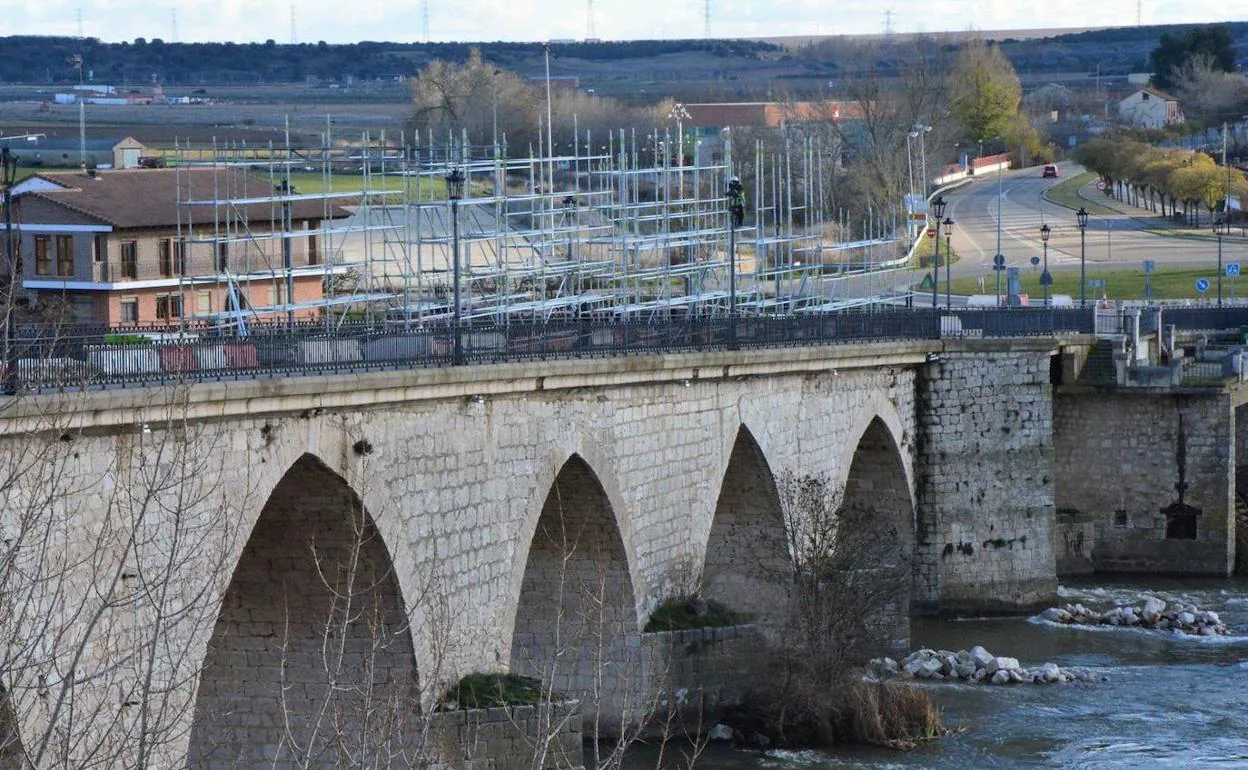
[836,412,917,648]
[187,453,420,767]
[507,452,640,714]
[702,426,792,624]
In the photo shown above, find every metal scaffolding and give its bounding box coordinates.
[168,121,910,331]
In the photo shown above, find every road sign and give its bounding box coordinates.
[1196,278,1210,293]
[1142,260,1156,274]
[1088,279,1106,289]
[1030,256,1041,267]
[1227,263,1241,277]
[1096,180,1107,191]
[993,254,1005,267]
[1040,271,1053,286]
[926,227,937,238]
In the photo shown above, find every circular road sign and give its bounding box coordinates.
[993,254,1005,267]
[1096,179,1107,191]
[926,227,937,238]
[1195,278,1210,293]
[1030,256,1041,266]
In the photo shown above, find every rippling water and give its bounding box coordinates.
[622,576,1248,769]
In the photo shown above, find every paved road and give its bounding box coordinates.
[944,162,1248,282]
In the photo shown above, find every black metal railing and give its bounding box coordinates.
[0,307,1104,393]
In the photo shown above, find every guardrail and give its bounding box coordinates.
[0,308,1104,393]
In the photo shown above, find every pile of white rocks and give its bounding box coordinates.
[1040,597,1229,636]
[868,646,1098,686]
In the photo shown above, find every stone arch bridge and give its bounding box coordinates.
[0,338,1063,767]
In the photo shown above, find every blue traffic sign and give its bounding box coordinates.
[993,254,1005,267]
[1227,263,1241,277]
[1196,278,1210,293]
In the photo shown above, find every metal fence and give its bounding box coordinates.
[2,307,1101,393]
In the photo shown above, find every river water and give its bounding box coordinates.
[623,576,1248,769]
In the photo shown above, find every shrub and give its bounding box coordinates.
[438,672,545,710]
[104,334,152,346]
[643,596,746,632]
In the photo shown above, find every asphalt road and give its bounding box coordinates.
[943,161,1248,283]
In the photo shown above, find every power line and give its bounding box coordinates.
[170,7,178,43]
[422,0,430,43]
[883,9,894,36]
[586,0,596,39]
[704,0,712,39]
[290,2,297,45]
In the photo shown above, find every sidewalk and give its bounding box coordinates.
[1077,180,1248,240]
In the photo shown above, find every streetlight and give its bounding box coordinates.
[1040,223,1052,307]
[725,176,744,349]
[1076,207,1089,308]
[1215,220,1224,308]
[2,145,18,395]
[943,216,955,309]
[446,166,465,364]
[931,195,946,309]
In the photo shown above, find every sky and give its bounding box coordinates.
[0,0,1244,44]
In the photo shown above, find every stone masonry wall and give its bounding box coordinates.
[1053,390,1235,575]
[639,624,764,727]
[430,701,583,770]
[915,344,1059,614]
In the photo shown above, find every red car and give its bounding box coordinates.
[1042,164,1059,178]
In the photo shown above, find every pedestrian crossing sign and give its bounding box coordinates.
[919,273,935,290]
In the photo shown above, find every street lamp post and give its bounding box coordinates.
[2,146,18,395]
[1076,207,1089,308]
[726,176,744,349]
[446,167,465,364]
[1216,221,1224,308]
[943,216,955,309]
[931,195,946,309]
[1040,223,1051,307]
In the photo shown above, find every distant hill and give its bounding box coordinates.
[0,22,1243,98]
[0,36,779,86]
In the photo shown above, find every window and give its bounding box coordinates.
[1142,92,1150,101]
[120,241,138,280]
[159,239,177,277]
[34,236,52,275]
[56,235,74,277]
[93,234,107,263]
[155,293,182,320]
[120,297,139,324]
[195,290,212,315]
[215,242,229,272]
[268,282,285,307]
[177,239,189,274]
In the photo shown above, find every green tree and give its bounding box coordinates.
[1149,25,1237,91]
[948,40,1022,144]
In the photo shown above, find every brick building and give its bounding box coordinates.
[7,168,351,326]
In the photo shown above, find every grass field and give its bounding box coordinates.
[1043,171,1117,216]
[946,266,1247,301]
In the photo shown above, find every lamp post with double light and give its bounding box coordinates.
[2,146,18,394]
[1040,223,1051,307]
[943,216,955,309]
[931,195,946,309]
[1076,207,1089,307]
[1216,220,1224,308]
[446,166,465,364]
[726,176,744,349]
